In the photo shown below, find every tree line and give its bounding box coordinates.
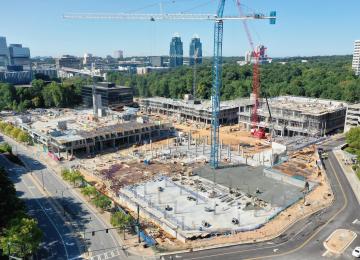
[107,55,360,103]
[0,77,87,112]
[0,166,42,258]
[0,56,358,113]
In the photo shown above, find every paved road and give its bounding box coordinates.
[1,134,129,260]
[166,138,360,259]
[0,155,80,259]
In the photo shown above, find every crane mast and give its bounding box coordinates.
[63,1,276,169]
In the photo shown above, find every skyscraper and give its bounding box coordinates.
[189,35,202,66]
[0,36,10,67]
[8,44,31,67]
[352,40,360,76]
[169,33,183,67]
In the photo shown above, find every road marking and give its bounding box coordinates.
[22,174,70,259]
[352,219,358,224]
[322,250,330,257]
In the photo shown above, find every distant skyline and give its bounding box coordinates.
[1,0,360,58]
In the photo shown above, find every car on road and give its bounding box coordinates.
[352,247,360,258]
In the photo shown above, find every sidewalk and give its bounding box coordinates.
[0,134,155,259]
[333,147,360,205]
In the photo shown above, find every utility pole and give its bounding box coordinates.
[137,204,141,244]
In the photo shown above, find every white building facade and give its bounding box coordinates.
[345,103,360,132]
[352,40,360,76]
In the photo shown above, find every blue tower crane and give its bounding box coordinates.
[63,1,276,169]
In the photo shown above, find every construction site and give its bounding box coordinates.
[0,0,345,252]
[140,94,347,137]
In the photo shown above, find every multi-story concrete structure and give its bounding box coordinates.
[139,96,252,125]
[0,36,10,67]
[169,33,183,68]
[352,40,360,76]
[150,56,164,67]
[82,82,133,109]
[189,35,202,66]
[56,55,81,69]
[8,44,31,67]
[140,95,347,137]
[12,109,173,158]
[239,96,347,137]
[345,103,360,132]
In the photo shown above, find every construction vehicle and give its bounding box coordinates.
[64,1,276,168]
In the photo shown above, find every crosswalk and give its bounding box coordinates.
[90,248,122,260]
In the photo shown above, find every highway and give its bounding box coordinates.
[0,134,127,260]
[166,138,360,259]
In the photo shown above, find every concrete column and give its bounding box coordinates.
[203,138,205,155]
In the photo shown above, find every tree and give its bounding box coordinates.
[4,124,14,136]
[0,217,42,258]
[10,127,21,139]
[0,142,12,154]
[91,194,112,211]
[110,211,132,239]
[68,170,84,187]
[17,131,32,144]
[0,167,24,228]
[81,185,98,198]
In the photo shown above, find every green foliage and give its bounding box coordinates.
[61,168,84,186]
[0,167,24,227]
[0,167,42,257]
[91,194,112,211]
[0,142,12,154]
[4,124,14,135]
[346,127,360,150]
[0,121,33,145]
[0,77,85,111]
[110,211,132,229]
[0,217,43,257]
[16,131,32,144]
[107,56,360,102]
[81,185,98,198]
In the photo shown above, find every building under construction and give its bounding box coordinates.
[239,96,347,136]
[14,109,173,159]
[139,95,253,125]
[140,95,347,137]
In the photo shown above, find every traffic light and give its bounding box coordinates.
[106,229,108,233]
[92,231,95,236]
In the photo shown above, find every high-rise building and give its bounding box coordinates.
[352,40,360,76]
[169,33,183,67]
[0,36,10,67]
[189,35,202,66]
[113,50,124,59]
[8,44,31,67]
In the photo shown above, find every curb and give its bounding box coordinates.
[323,229,357,254]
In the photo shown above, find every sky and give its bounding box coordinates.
[1,0,359,58]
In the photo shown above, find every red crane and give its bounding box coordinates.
[236,0,266,139]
